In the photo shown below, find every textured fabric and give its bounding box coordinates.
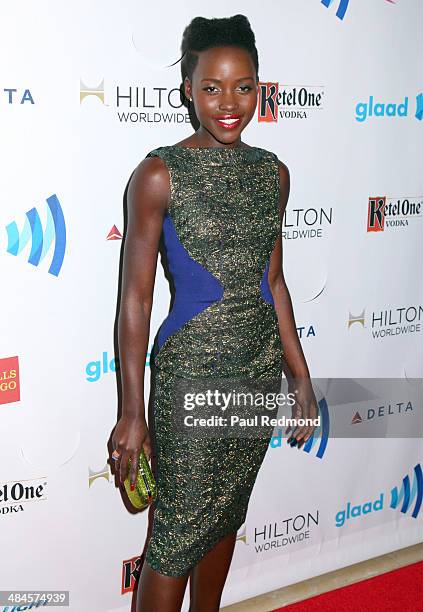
[144,145,284,576]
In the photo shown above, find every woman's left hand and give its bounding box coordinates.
[285,378,319,448]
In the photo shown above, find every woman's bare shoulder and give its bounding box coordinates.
[127,151,170,210]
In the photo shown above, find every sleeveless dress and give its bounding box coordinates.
[144,144,284,577]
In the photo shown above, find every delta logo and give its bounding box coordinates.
[258,82,324,122]
[351,399,413,425]
[0,356,20,405]
[367,196,422,232]
[107,225,122,240]
[5,194,66,276]
[335,463,422,527]
[1,87,34,104]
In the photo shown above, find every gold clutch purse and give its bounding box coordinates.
[123,448,157,510]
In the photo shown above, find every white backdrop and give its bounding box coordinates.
[1,1,422,611]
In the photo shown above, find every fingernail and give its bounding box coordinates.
[130,484,135,491]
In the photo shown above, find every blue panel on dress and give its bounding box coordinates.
[260,260,275,306]
[157,212,224,351]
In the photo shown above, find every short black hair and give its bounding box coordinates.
[178,14,259,94]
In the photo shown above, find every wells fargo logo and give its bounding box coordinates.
[0,356,20,405]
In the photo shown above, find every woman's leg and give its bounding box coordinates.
[136,561,190,612]
[136,503,190,612]
[188,530,237,612]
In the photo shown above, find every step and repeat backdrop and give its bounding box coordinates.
[1,1,422,611]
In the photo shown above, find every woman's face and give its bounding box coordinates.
[184,45,258,146]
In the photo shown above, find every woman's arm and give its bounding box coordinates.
[113,155,169,484]
[267,160,310,379]
[267,160,317,444]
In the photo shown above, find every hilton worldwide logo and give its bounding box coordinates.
[80,78,188,125]
[348,305,422,338]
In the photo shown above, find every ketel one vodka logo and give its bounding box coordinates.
[258,82,324,122]
[0,477,47,515]
[367,196,422,232]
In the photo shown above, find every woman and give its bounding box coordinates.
[111,14,318,612]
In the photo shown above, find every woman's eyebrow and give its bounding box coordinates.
[201,77,255,83]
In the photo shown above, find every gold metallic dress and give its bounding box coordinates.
[144,145,283,577]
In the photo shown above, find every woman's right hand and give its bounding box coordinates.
[111,414,151,489]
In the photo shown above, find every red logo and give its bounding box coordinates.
[258,82,279,122]
[367,196,386,232]
[0,356,20,405]
[121,555,141,594]
[106,225,123,240]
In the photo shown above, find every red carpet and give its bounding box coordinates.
[272,560,423,612]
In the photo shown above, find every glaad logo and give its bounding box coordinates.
[85,351,118,382]
[335,463,422,527]
[355,94,423,122]
[258,82,324,122]
[5,194,66,276]
[367,196,422,232]
[390,463,422,519]
[80,78,105,104]
[85,347,154,381]
[321,0,397,21]
[320,0,350,20]
[270,397,330,459]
